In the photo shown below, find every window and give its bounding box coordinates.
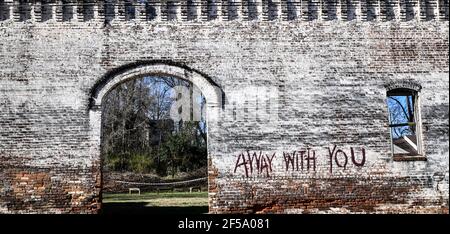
[124,0,136,21]
[386,88,425,161]
[0,0,10,21]
[62,0,74,22]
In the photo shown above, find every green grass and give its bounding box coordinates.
[103,191,208,206]
[101,191,209,214]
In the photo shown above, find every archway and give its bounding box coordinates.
[88,62,222,213]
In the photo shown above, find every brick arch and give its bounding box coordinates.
[89,62,223,110]
[87,62,223,213]
[384,80,422,92]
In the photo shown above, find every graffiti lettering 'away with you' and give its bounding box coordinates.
[233,145,366,177]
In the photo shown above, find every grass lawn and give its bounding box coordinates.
[101,191,209,214]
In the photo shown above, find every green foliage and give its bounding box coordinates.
[159,122,207,177]
[105,153,130,172]
[129,153,153,174]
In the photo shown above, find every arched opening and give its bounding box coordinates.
[88,63,222,214]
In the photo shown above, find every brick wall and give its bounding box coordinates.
[0,0,448,213]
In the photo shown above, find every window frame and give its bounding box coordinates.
[386,86,426,161]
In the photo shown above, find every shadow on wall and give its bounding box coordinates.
[100,202,208,214]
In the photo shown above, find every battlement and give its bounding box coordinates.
[0,0,448,24]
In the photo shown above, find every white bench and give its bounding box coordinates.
[189,186,201,193]
[128,188,141,195]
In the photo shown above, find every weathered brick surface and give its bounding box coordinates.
[0,1,448,213]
